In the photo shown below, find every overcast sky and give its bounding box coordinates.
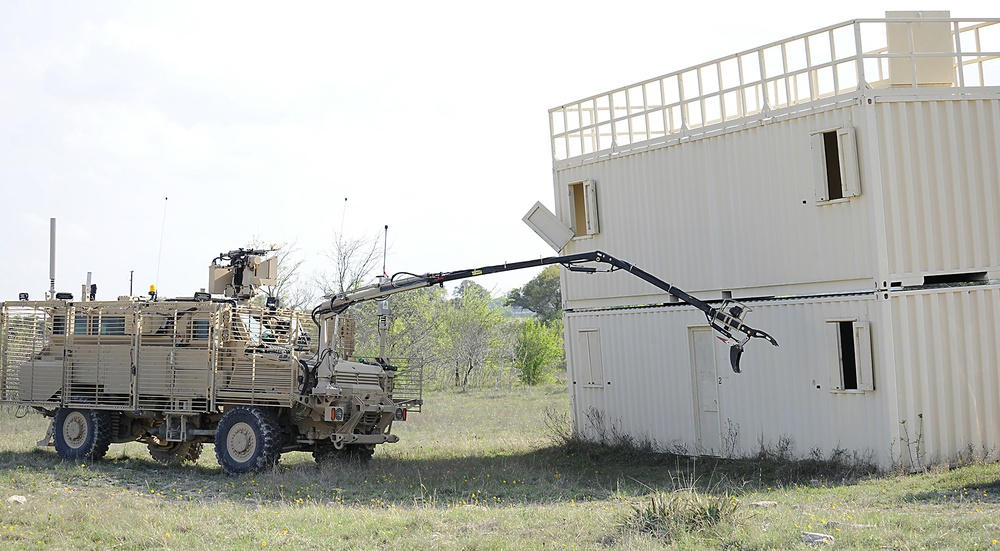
[1,1,994,303]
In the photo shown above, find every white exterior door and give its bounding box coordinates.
[691,327,722,455]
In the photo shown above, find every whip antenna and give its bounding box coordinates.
[382,224,388,276]
[155,197,168,291]
[340,197,347,236]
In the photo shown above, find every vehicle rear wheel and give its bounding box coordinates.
[313,444,374,465]
[53,408,112,460]
[148,437,204,465]
[214,406,281,475]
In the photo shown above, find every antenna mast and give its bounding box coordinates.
[382,224,388,276]
[155,197,168,291]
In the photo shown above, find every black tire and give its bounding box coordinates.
[214,406,281,475]
[345,445,374,463]
[53,408,113,460]
[148,439,204,465]
[312,445,342,465]
[314,444,373,465]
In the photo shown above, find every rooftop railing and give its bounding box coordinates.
[550,17,1000,162]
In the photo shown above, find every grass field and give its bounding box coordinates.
[2,384,1000,549]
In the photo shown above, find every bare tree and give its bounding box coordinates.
[317,232,384,295]
[245,237,315,311]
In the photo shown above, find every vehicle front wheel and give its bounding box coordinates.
[53,408,112,460]
[214,406,281,475]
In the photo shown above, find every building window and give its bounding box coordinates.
[577,329,604,387]
[826,320,874,391]
[811,126,860,202]
[822,132,844,200]
[568,180,600,236]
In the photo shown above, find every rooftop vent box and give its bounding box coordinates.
[886,10,955,87]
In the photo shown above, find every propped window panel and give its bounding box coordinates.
[854,321,874,391]
[826,319,874,392]
[811,126,861,203]
[568,180,600,237]
[584,180,600,235]
[522,201,574,252]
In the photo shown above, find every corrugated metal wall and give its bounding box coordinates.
[555,100,879,308]
[567,294,895,465]
[567,284,1000,467]
[890,284,1000,466]
[549,16,1000,469]
[877,97,1000,283]
[554,91,1000,304]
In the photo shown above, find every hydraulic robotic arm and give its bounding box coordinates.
[311,251,778,373]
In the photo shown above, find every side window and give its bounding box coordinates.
[52,316,66,335]
[568,180,600,237]
[73,315,89,335]
[826,320,874,391]
[811,126,860,202]
[577,329,604,387]
[99,316,126,335]
[191,319,211,340]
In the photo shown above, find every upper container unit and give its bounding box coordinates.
[545,13,1000,309]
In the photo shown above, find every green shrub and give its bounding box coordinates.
[513,318,563,385]
[622,489,741,542]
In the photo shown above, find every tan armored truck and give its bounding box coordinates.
[1,248,777,475]
[0,249,422,474]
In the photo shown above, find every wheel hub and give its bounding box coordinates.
[63,411,88,448]
[226,422,256,462]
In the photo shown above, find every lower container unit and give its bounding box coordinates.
[565,283,1000,469]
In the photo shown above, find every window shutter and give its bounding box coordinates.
[839,126,861,198]
[810,132,830,202]
[826,322,844,390]
[583,180,600,235]
[522,201,574,252]
[577,331,594,385]
[854,321,874,391]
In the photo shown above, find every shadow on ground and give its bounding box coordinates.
[0,440,877,509]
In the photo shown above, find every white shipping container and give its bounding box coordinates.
[876,95,1000,284]
[545,14,1000,469]
[566,284,1000,468]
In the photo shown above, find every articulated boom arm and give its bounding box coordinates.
[312,251,778,373]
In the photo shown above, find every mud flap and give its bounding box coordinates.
[37,419,54,447]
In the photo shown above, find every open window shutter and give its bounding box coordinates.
[826,322,844,390]
[583,180,600,235]
[522,201,574,252]
[810,132,830,202]
[839,126,861,198]
[854,321,874,391]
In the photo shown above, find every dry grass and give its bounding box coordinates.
[1,388,1000,549]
